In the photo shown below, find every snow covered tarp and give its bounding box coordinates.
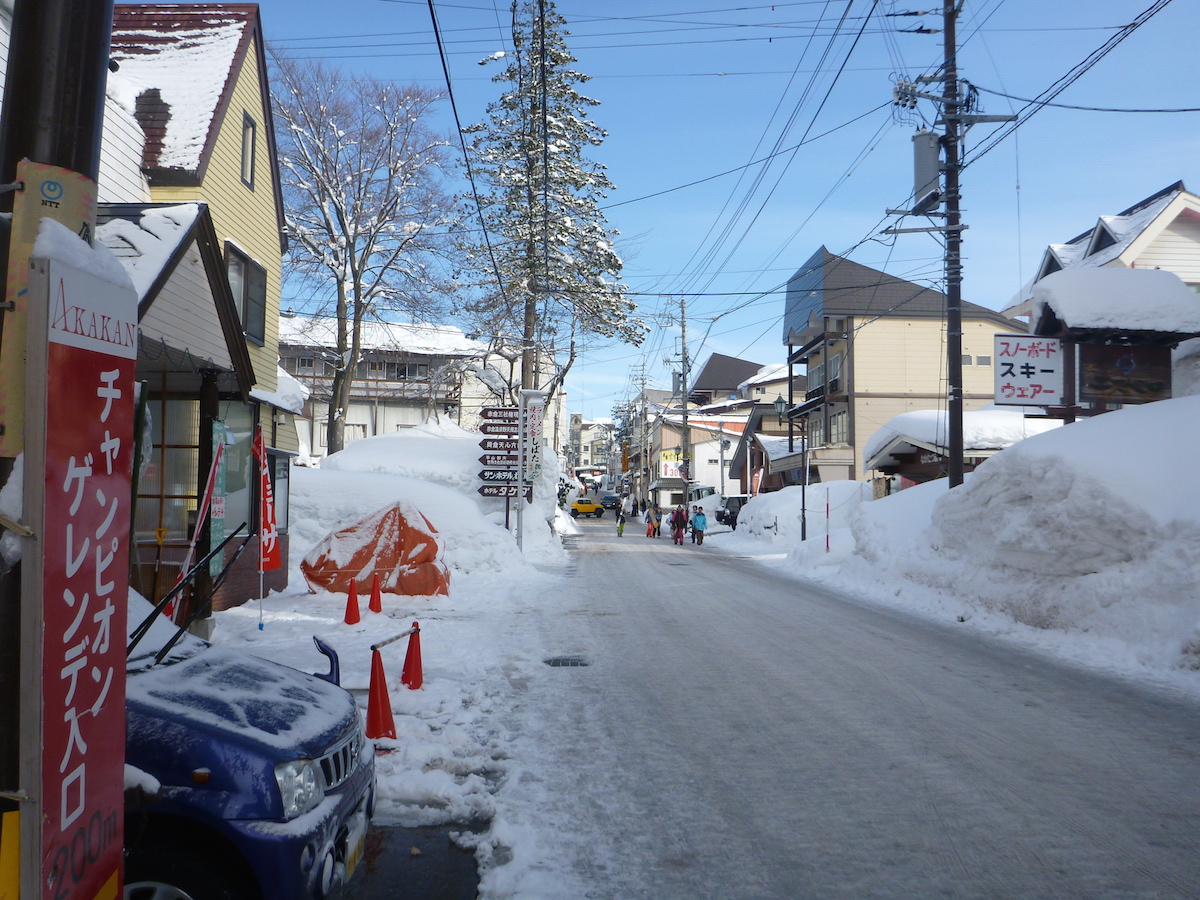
[301,500,450,596]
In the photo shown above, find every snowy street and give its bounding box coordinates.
[497,515,1200,898]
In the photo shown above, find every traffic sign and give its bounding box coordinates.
[480,421,520,435]
[479,454,519,468]
[479,468,519,483]
[480,406,519,421]
[479,438,518,452]
[478,484,520,498]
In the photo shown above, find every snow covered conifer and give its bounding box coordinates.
[463,0,644,395]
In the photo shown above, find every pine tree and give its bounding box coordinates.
[464,0,644,397]
[271,52,460,454]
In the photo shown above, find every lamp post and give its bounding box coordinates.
[773,394,787,426]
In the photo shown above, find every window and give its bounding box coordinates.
[294,356,314,374]
[226,244,267,344]
[961,354,973,366]
[829,410,848,444]
[975,355,992,367]
[240,113,256,189]
[386,362,428,380]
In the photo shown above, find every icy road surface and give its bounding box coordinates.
[497,516,1200,899]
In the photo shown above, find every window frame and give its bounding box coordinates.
[240,112,256,190]
[226,243,267,345]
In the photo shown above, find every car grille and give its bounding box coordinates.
[318,727,362,792]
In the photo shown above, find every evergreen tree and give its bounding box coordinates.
[464,0,644,396]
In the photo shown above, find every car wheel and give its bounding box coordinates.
[570,509,579,518]
[594,510,604,518]
[125,843,254,900]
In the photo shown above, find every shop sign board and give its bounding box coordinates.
[994,334,1064,406]
[25,257,136,900]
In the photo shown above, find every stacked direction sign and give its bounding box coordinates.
[477,407,522,498]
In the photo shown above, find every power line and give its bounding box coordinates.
[966,81,1200,113]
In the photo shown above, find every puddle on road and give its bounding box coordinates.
[344,825,480,900]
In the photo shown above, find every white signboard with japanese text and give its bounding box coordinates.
[994,334,1065,406]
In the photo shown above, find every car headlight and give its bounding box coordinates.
[274,759,325,820]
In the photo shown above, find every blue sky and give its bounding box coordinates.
[256,0,1200,419]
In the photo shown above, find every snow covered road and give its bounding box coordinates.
[493,515,1200,899]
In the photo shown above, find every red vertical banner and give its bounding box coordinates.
[30,255,136,900]
[252,424,281,572]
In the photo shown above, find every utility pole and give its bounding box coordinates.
[679,297,691,496]
[942,0,964,487]
[887,0,1014,488]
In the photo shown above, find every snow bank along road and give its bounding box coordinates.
[509,516,1200,899]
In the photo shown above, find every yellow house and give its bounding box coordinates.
[782,247,1023,481]
[106,4,294,612]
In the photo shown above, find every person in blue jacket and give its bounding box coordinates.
[692,507,708,545]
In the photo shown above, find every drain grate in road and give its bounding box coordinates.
[544,656,590,667]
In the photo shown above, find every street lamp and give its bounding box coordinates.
[773,394,787,426]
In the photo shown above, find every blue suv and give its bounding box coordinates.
[124,593,375,900]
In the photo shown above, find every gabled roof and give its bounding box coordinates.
[690,352,764,394]
[97,202,255,395]
[862,407,1059,473]
[110,4,288,251]
[1009,182,1196,313]
[783,246,1014,343]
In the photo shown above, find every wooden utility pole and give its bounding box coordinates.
[942,0,965,487]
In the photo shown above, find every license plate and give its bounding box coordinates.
[344,806,368,880]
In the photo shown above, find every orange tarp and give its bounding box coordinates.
[301,501,450,597]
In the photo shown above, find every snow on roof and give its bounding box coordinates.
[739,363,789,391]
[1032,267,1200,333]
[758,435,799,462]
[251,365,310,414]
[278,315,488,357]
[1009,185,1183,308]
[109,8,251,172]
[863,406,1060,467]
[33,218,135,292]
[95,204,200,301]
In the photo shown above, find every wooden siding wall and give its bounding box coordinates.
[150,38,282,395]
[1137,216,1200,285]
[138,244,234,367]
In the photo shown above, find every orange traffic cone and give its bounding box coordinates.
[401,621,423,690]
[343,580,361,625]
[365,649,396,739]
[368,572,383,614]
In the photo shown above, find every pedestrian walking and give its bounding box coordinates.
[669,505,688,544]
[616,510,626,537]
[644,504,658,537]
[692,507,708,545]
[690,505,699,543]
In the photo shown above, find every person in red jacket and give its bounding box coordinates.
[669,505,688,544]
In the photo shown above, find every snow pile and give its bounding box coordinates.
[300,421,566,571]
[737,481,872,547]
[769,396,1200,675]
